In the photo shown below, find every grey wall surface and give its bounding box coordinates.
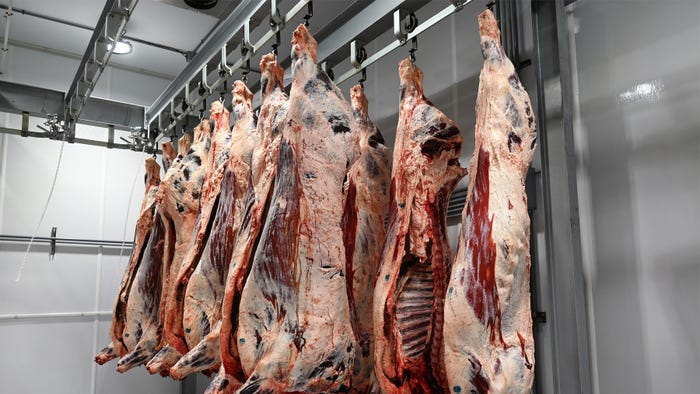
[571,1,700,393]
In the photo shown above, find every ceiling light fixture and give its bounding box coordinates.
[108,39,133,55]
[184,0,219,10]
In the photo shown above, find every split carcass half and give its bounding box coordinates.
[229,25,360,393]
[95,156,161,365]
[343,84,391,392]
[443,9,537,394]
[114,142,179,372]
[373,59,466,393]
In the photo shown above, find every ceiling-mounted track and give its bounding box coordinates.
[64,0,140,139]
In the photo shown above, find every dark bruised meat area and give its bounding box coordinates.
[504,95,522,128]
[418,122,462,159]
[368,130,385,147]
[468,354,490,394]
[480,39,503,62]
[327,113,351,134]
[507,131,522,153]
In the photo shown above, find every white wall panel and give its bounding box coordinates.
[572,1,700,393]
[0,320,96,394]
[0,116,173,394]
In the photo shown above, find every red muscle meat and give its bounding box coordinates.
[443,10,537,394]
[373,59,466,394]
[343,84,391,392]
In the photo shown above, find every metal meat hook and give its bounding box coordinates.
[303,1,313,26]
[409,36,418,64]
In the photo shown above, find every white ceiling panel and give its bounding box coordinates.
[128,0,220,51]
[3,11,92,59]
[6,0,104,27]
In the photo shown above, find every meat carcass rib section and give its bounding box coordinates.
[147,121,210,375]
[373,59,466,393]
[343,84,391,392]
[208,54,288,394]
[233,25,359,393]
[171,81,257,380]
[443,9,537,394]
[97,157,161,364]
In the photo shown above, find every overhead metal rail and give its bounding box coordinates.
[334,0,475,86]
[64,0,140,137]
[146,0,313,138]
[147,0,477,139]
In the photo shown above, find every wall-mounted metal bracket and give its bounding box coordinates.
[107,125,115,149]
[21,112,29,137]
[49,226,57,261]
[533,311,547,324]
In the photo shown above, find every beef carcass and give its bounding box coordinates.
[373,59,466,393]
[147,121,211,375]
[115,209,167,372]
[95,156,162,365]
[113,143,178,372]
[230,25,360,393]
[207,53,289,393]
[443,10,537,393]
[342,84,391,392]
[170,81,258,379]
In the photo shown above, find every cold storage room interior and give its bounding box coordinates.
[0,1,697,394]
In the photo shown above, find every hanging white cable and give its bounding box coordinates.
[117,147,147,267]
[14,134,65,283]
